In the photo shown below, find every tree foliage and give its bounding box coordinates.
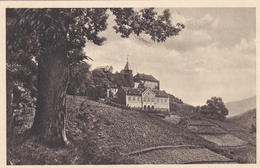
[111,73,133,88]
[200,97,229,120]
[67,62,93,96]
[111,8,184,42]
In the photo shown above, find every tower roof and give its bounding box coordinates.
[124,61,131,70]
[124,57,132,71]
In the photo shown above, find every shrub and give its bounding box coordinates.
[170,103,180,112]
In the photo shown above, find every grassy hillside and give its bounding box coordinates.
[225,96,256,117]
[9,95,202,164]
[8,95,256,164]
[66,96,199,154]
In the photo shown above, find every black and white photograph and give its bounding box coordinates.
[5,1,257,166]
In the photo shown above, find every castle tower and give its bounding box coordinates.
[121,57,134,87]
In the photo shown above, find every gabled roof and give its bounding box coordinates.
[120,87,168,97]
[133,73,159,82]
[121,87,143,96]
[152,89,168,97]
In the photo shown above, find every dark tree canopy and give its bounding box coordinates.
[67,62,93,96]
[111,8,184,42]
[200,97,229,120]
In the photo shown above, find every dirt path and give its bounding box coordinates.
[126,145,201,156]
[127,146,233,164]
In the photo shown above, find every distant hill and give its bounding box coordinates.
[225,96,256,117]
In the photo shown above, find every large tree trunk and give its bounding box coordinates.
[31,39,70,146]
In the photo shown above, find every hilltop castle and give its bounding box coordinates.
[105,59,169,111]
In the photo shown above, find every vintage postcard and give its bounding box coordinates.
[2,0,258,167]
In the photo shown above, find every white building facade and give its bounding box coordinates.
[117,87,170,111]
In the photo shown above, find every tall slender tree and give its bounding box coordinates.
[6,8,184,145]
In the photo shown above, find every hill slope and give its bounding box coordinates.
[226,108,256,131]
[225,96,256,117]
[9,95,255,164]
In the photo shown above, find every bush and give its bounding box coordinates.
[170,103,181,112]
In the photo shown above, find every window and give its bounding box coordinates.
[133,97,135,101]
[161,98,163,103]
[144,97,146,102]
[165,99,167,103]
[148,98,150,102]
[138,97,140,101]
[151,98,154,102]
[157,98,159,103]
[129,96,131,101]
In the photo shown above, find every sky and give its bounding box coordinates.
[84,8,256,106]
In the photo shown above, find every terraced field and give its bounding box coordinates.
[198,134,248,147]
[185,118,248,146]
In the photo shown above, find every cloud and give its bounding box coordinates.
[186,14,219,30]
[171,12,187,24]
[159,13,219,52]
[161,36,256,105]
[234,38,256,55]
[159,29,213,52]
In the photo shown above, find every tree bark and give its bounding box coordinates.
[31,38,70,146]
